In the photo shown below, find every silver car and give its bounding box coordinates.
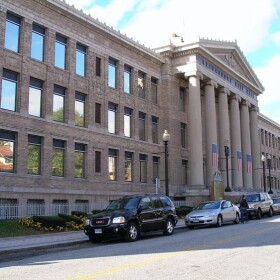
[272,197,280,215]
[185,200,240,229]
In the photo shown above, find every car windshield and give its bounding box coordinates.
[195,201,220,210]
[245,194,260,202]
[273,198,280,203]
[106,197,140,211]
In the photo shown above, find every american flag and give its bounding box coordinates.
[237,150,242,171]
[212,143,218,167]
[246,154,252,173]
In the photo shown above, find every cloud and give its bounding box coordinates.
[255,54,280,124]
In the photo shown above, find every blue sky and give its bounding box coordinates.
[65,0,280,124]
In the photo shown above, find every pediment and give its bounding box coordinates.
[198,39,264,92]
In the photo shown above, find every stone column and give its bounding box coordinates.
[250,106,261,189]
[185,71,204,188]
[230,94,243,189]
[205,79,218,187]
[241,101,253,189]
[218,88,232,188]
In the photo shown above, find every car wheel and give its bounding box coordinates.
[163,218,174,236]
[256,208,262,219]
[216,215,222,227]
[234,213,240,224]
[89,235,101,243]
[125,222,139,242]
[268,207,273,217]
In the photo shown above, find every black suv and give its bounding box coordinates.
[84,194,178,242]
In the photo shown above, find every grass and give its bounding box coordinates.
[0,219,42,238]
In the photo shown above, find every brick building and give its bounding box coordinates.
[0,0,279,216]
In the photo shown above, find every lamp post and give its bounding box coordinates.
[261,154,266,192]
[267,154,273,194]
[224,139,231,192]
[162,130,170,196]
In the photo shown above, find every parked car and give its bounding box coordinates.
[272,197,280,215]
[84,194,178,242]
[242,192,273,219]
[185,200,240,229]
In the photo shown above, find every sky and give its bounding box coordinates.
[64,0,280,124]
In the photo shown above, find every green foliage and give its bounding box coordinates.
[176,206,193,218]
[71,211,87,217]
[58,213,82,224]
[91,210,102,215]
[32,215,66,228]
[27,144,40,175]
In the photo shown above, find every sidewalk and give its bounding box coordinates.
[0,219,186,255]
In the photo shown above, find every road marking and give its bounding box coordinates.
[65,225,279,280]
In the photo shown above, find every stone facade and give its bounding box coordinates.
[0,0,279,215]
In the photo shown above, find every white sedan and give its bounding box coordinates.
[185,200,240,229]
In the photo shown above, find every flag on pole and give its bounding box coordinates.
[212,143,218,167]
[237,150,242,171]
[246,154,252,173]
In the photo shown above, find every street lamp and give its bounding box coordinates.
[162,130,170,196]
[224,139,231,192]
[261,154,266,192]
[267,154,273,194]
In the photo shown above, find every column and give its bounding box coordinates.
[230,94,243,189]
[250,106,262,189]
[205,79,218,187]
[241,101,253,189]
[185,72,204,188]
[218,88,232,188]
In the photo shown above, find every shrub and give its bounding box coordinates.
[58,213,83,225]
[71,211,87,218]
[176,206,193,217]
[32,216,66,228]
[91,210,102,215]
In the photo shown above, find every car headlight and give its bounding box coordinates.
[85,219,91,225]
[112,216,125,224]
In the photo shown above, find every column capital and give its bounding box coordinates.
[218,87,230,96]
[241,100,251,108]
[184,71,203,81]
[205,79,218,88]
[249,105,259,112]
[230,93,241,102]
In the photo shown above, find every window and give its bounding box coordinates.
[181,122,186,148]
[108,58,117,88]
[29,78,43,117]
[75,92,85,127]
[139,112,146,141]
[182,159,188,185]
[52,200,68,215]
[1,69,18,111]
[27,135,41,175]
[53,85,65,122]
[153,156,159,184]
[27,199,45,216]
[138,71,145,99]
[5,13,21,52]
[151,77,158,105]
[152,116,158,143]
[139,154,147,183]
[265,131,268,146]
[124,65,132,94]
[76,43,86,77]
[124,107,132,137]
[125,151,133,182]
[108,149,118,181]
[0,199,18,219]
[74,143,86,178]
[261,129,264,145]
[55,34,67,69]
[95,103,101,124]
[108,103,117,134]
[95,151,101,173]
[0,130,15,173]
[96,57,101,77]
[52,139,65,177]
[75,200,89,213]
[31,24,45,61]
[179,87,185,112]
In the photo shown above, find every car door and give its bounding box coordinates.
[138,196,158,231]
[151,195,164,229]
[221,201,235,222]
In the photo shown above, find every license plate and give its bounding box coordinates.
[95,229,102,234]
[193,219,199,223]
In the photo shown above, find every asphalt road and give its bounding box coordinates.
[1,215,280,280]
